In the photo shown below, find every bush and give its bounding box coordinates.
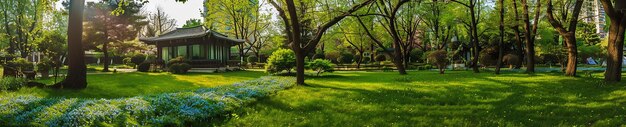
[312,53,325,60]
[167,57,191,74]
[137,62,151,72]
[247,56,258,64]
[169,63,192,74]
[354,55,362,63]
[123,57,134,67]
[0,77,27,91]
[306,59,334,76]
[0,77,295,126]
[324,51,340,63]
[503,54,520,68]
[427,50,449,74]
[478,47,498,67]
[131,54,147,65]
[167,56,188,66]
[337,54,354,64]
[37,58,55,78]
[265,48,296,74]
[362,57,371,64]
[374,54,386,62]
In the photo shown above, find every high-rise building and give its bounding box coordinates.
[580,0,607,38]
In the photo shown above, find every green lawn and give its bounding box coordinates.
[12,71,266,98]
[222,71,626,126]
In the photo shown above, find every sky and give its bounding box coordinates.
[56,0,205,27]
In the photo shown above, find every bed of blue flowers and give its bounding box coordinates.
[0,76,295,126]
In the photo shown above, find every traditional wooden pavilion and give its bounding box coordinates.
[140,26,244,68]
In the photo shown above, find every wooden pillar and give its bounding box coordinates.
[156,42,162,60]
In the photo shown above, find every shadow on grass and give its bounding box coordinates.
[222,71,626,126]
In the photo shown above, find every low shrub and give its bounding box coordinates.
[247,56,258,64]
[312,53,325,60]
[306,59,334,76]
[265,48,296,74]
[131,54,147,67]
[362,57,371,64]
[123,57,135,67]
[503,54,520,68]
[0,77,27,91]
[428,50,449,74]
[137,62,151,72]
[374,54,386,62]
[169,63,192,74]
[337,54,354,64]
[0,77,295,126]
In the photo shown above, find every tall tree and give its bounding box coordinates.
[83,0,147,72]
[600,0,625,82]
[205,0,268,62]
[520,0,541,73]
[495,0,505,74]
[142,7,176,37]
[354,0,418,74]
[511,0,524,69]
[450,0,482,73]
[546,0,584,76]
[53,0,87,89]
[269,0,374,85]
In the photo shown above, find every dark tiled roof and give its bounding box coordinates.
[139,26,244,44]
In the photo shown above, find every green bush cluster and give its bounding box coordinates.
[337,54,354,64]
[168,56,191,74]
[374,54,386,62]
[265,48,296,74]
[0,77,295,126]
[306,59,334,76]
[137,62,151,72]
[0,77,27,91]
[247,56,258,64]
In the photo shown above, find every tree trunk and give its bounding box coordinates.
[521,0,537,73]
[469,2,480,73]
[605,17,625,82]
[295,50,306,85]
[52,0,87,89]
[393,48,407,75]
[495,0,505,75]
[564,34,578,76]
[102,42,110,72]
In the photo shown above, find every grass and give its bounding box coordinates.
[222,71,626,126]
[9,71,266,98]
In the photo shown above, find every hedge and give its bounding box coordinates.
[0,77,295,126]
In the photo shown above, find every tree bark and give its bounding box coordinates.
[495,0,505,75]
[520,0,540,73]
[511,0,524,69]
[52,0,87,89]
[546,0,583,76]
[102,42,110,72]
[600,0,625,82]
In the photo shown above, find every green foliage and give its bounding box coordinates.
[137,62,151,72]
[503,54,520,67]
[36,58,54,72]
[247,56,259,63]
[265,49,296,74]
[427,50,449,73]
[337,54,354,64]
[362,57,372,64]
[6,58,34,72]
[167,56,191,74]
[0,77,27,91]
[578,45,604,60]
[478,47,498,67]
[374,54,387,62]
[130,53,147,66]
[182,19,202,28]
[169,63,192,74]
[306,59,334,76]
[123,57,134,67]
[325,51,341,63]
[312,53,325,60]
